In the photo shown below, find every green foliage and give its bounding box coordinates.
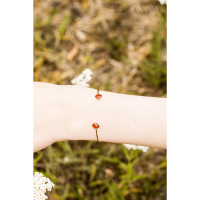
[34,142,166,200]
[33,151,43,173]
[105,38,124,61]
[140,12,167,90]
[58,16,71,36]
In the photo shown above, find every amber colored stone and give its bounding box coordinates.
[92,123,99,129]
[95,94,102,99]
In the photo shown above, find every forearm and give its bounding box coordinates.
[34,82,166,152]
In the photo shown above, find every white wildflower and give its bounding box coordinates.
[71,68,93,87]
[158,0,167,5]
[33,172,55,200]
[123,144,149,152]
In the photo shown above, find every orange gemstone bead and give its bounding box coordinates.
[92,123,99,129]
[95,94,102,99]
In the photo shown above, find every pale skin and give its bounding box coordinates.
[34,82,166,152]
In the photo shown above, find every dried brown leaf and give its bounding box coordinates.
[66,44,79,61]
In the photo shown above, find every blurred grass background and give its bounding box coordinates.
[34,0,167,199]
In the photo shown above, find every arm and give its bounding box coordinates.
[34,82,166,152]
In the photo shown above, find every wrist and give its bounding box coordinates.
[54,85,97,142]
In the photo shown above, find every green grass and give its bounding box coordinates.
[34,141,166,200]
[139,7,167,94]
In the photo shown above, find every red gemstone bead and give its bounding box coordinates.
[92,123,99,129]
[95,94,102,99]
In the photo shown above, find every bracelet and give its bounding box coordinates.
[95,89,102,99]
[92,89,102,142]
[92,123,99,142]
